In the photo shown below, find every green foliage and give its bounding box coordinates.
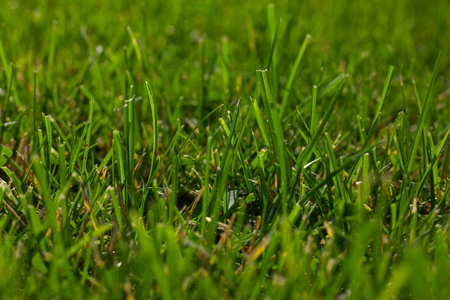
[0,0,449,298]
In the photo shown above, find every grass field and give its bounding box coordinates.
[0,0,449,298]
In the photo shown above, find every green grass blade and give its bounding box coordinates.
[407,53,441,174]
[207,100,241,243]
[280,34,311,117]
[258,70,290,212]
[177,104,223,156]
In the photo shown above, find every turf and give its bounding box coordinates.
[0,0,449,299]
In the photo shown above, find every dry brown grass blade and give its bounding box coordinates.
[1,198,28,228]
[247,215,261,255]
[80,178,98,231]
[248,234,272,261]
[213,213,236,254]
[186,187,205,224]
[133,151,146,177]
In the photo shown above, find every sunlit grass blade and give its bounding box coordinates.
[280,34,311,117]
[251,92,271,148]
[144,81,158,198]
[0,35,9,73]
[44,115,53,172]
[127,26,143,67]
[372,65,394,129]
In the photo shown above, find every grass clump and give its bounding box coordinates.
[0,0,449,299]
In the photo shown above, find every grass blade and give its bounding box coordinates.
[407,53,441,174]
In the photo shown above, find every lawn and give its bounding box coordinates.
[0,0,449,299]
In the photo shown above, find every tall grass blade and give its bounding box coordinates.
[407,53,441,174]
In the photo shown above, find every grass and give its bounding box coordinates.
[0,0,449,298]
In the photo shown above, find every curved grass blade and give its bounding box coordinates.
[177,104,223,156]
[145,81,158,189]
